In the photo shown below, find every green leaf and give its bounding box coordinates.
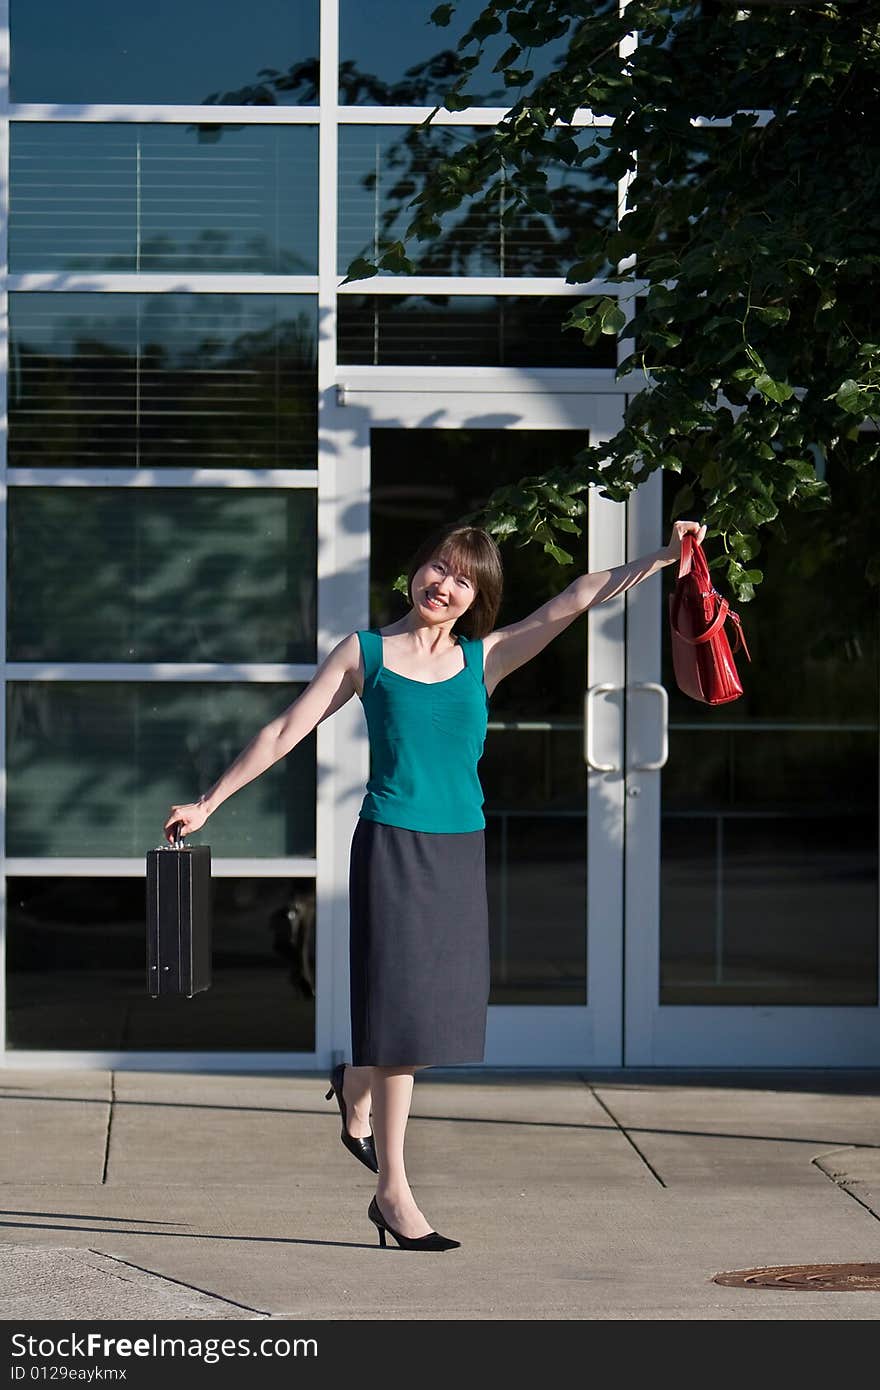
[430,4,454,25]
[552,517,582,534]
[701,458,725,488]
[464,13,502,41]
[754,374,795,403]
[487,513,519,538]
[565,257,604,283]
[544,542,574,565]
[340,257,379,285]
[745,345,766,372]
[504,68,535,87]
[492,43,521,73]
[753,306,791,326]
[834,379,863,413]
[600,302,627,335]
[378,241,415,274]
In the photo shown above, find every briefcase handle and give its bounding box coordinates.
[160,821,186,850]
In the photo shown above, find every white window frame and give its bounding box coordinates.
[1,0,759,1071]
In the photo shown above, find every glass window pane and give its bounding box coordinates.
[6,876,316,1051]
[338,126,615,277]
[7,683,315,857]
[8,293,317,469]
[10,0,319,105]
[338,294,616,367]
[487,815,587,1004]
[339,0,570,106]
[659,458,879,1005]
[8,489,317,664]
[10,124,318,274]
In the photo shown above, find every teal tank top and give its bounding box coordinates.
[356,628,490,834]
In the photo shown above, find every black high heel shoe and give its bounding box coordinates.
[368,1195,460,1252]
[325,1063,379,1174]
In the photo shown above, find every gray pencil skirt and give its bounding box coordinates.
[348,816,490,1066]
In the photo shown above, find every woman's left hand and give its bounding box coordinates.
[665,519,707,562]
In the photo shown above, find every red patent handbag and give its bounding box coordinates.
[668,533,751,704]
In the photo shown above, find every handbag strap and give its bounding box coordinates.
[671,589,753,662]
[672,594,730,645]
[677,531,695,579]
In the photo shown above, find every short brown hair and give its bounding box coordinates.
[405,524,503,639]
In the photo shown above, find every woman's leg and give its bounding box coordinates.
[371,1065,433,1239]
[340,1065,372,1140]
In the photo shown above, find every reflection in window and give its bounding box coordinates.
[486,814,586,1005]
[8,489,317,664]
[6,683,315,857]
[658,459,879,1005]
[339,294,616,367]
[8,294,317,468]
[10,0,319,105]
[6,876,316,1051]
[339,0,570,105]
[10,124,318,274]
[339,126,614,277]
[660,795,878,1006]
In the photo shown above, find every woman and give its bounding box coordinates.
[164,514,706,1252]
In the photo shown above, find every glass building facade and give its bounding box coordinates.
[1,1,877,1070]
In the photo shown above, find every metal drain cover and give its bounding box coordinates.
[713,1263,880,1291]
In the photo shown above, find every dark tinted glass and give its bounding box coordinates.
[8,489,317,663]
[338,294,616,366]
[339,0,571,105]
[10,124,318,274]
[659,459,879,1004]
[7,683,315,857]
[486,815,587,1003]
[10,0,319,105]
[339,126,614,277]
[8,294,317,469]
[370,428,589,1005]
[6,876,316,1051]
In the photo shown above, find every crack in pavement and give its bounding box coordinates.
[812,1147,880,1224]
[91,1248,272,1317]
[586,1086,667,1188]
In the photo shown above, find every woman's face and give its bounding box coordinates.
[412,552,478,623]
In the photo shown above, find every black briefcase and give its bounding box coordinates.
[145,837,212,998]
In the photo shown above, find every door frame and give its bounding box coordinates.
[324,370,629,1067]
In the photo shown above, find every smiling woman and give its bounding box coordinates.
[162,513,702,1248]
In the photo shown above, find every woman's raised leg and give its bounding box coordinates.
[370,1065,433,1238]
[340,1064,372,1140]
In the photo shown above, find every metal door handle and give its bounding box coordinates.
[628,681,668,770]
[583,682,620,772]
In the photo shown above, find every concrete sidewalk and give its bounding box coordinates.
[1,1068,879,1321]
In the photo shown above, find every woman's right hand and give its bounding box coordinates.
[163,801,210,843]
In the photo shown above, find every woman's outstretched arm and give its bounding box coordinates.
[483,519,706,694]
[162,631,362,841]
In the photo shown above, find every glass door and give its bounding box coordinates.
[624,464,880,1065]
[350,390,627,1065]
